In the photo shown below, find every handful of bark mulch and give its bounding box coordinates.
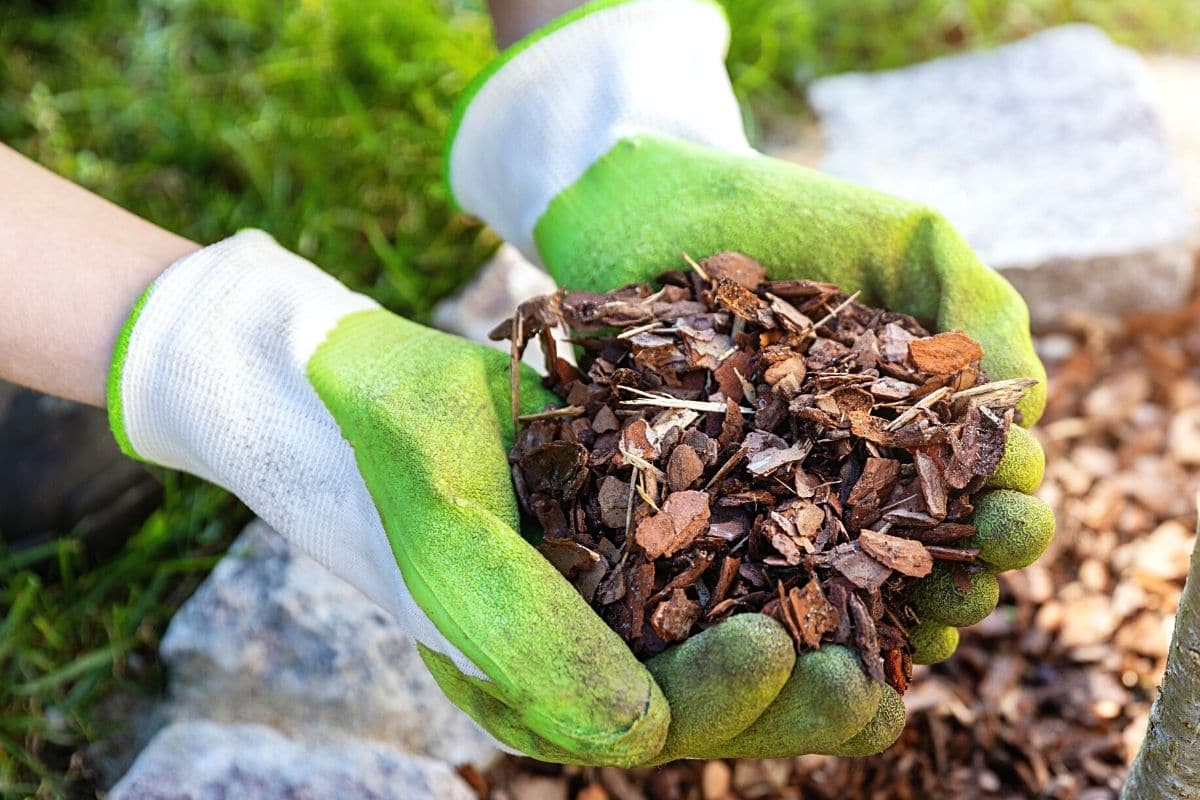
[494,253,1035,693]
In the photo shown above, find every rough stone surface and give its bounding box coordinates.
[807,25,1195,327]
[159,520,498,768]
[108,721,474,800]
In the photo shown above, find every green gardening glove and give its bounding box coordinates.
[106,230,671,765]
[446,0,1055,760]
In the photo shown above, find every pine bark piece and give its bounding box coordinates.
[519,441,589,501]
[713,278,775,326]
[790,579,841,648]
[618,418,658,463]
[700,251,767,289]
[764,356,807,387]
[915,451,949,518]
[850,593,886,685]
[634,491,711,559]
[884,647,912,694]
[710,556,740,609]
[859,529,934,577]
[769,527,804,566]
[906,522,976,544]
[907,330,985,375]
[679,326,735,371]
[870,376,918,401]
[783,500,825,541]
[830,542,894,591]
[847,457,902,506]
[591,405,620,434]
[650,589,703,643]
[633,513,676,560]
[597,476,631,529]
[746,439,814,477]
[666,444,706,492]
[503,252,1032,676]
[712,349,754,403]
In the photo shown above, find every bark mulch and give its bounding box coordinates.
[478,287,1200,800]
[499,254,1029,691]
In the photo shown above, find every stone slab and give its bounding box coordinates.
[108,721,474,800]
[159,520,498,768]
[807,25,1195,327]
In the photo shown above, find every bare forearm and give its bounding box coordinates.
[487,0,585,46]
[0,146,198,406]
[1,0,574,405]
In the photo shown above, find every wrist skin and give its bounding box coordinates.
[0,145,197,407]
[488,0,587,46]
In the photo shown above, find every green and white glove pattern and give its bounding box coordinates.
[447,0,1055,760]
[107,231,671,765]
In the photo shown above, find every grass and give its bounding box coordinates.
[0,476,241,798]
[1,0,1196,796]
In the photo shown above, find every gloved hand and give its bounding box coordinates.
[447,0,1055,759]
[106,230,674,765]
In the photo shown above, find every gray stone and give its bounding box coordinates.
[159,520,498,768]
[108,721,474,800]
[807,25,1195,328]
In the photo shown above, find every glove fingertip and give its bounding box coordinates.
[987,425,1045,494]
[909,619,960,665]
[646,613,794,763]
[970,489,1056,571]
[908,565,999,628]
[823,685,905,757]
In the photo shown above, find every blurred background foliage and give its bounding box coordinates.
[1,0,1197,796]
[4,0,1198,317]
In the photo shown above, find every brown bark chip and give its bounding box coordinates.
[635,491,711,559]
[650,589,702,643]
[666,444,705,492]
[908,330,985,374]
[502,252,1030,678]
[790,579,841,648]
[859,529,934,577]
[700,251,767,288]
[830,542,894,592]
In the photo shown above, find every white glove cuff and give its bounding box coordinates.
[448,0,752,259]
[110,229,378,477]
[109,231,489,683]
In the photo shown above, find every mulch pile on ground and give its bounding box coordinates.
[496,253,1032,693]
[479,281,1200,800]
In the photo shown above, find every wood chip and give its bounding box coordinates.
[506,252,1020,670]
[789,578,841,648]
[700,251,767,288]
[634,491,710,558]
[830,542,894,591]
[859,529,934,577]
[908,330,985,375]
[650,589,702,642]
[666,444,706,492]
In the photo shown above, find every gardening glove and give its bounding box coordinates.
[106,230,673,766]
[447,0,1054,760]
